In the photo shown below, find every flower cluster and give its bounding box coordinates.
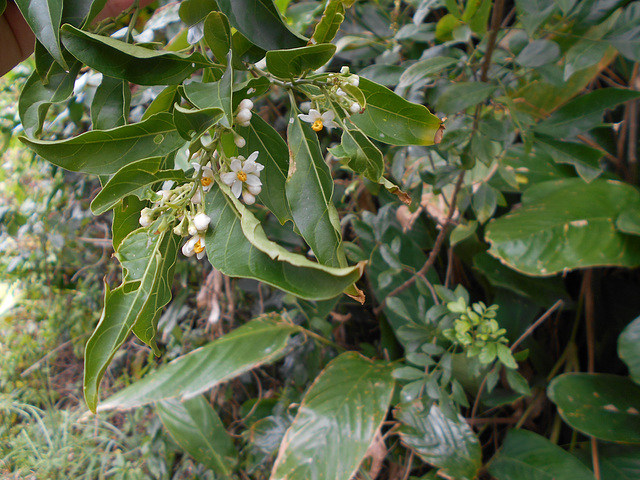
[220,151,264,205]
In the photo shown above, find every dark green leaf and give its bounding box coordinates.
[350,78,442,146]
[329,128,384,182]
[20,113,185,175]
[157,395,237,475]
[311,0,345,44]
[203,11,231,64]
[505,368,531,395]
[471,183,497,224]
[15,0,66,68]
[564,39,610,81]
[231,30,266,66]
[178,0,219,26]
[396,401,481,480]
[463,0,491,34]
[535,136,604,182]
[180,69,233,127]
[91,76,131,130]
[141,86,180,121]
[0,0,6,16]
[548,373,640,443]
[619,316,640,385]
[489,429,596,480]
[515,39,561,67]
[173,105,224,140]
[98,317,299,410]
[616,208,640,236]
[61,25,210,85]
[112,196,146,251]
[271,352,394,480]
[435,82,497,115]
[579,445,640,480]
[397,57,457,90]
[266,44,336,79]
[514,0,556,36]
[605,3,640,62]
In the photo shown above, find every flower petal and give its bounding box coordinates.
[322,110,335,121]
[231,180,243,198]
[298,113,313,123]
[246,151,259,163]
[230,158,243,172]
[245,174,262,187]
[220,172,236,185]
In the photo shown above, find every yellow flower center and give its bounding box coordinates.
[201,176,212,187]
[193,239,205,254]
[236,171,247,182]
[312,119,323,132]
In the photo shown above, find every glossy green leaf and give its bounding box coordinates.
[61,25,210,85]
[329,128,384,182]
[91,76,131,130]
[605,3,640,62]
[20,113,185,175]
[535,136,604,182]
[616,208,640,236]
[216,0,307,51]
[619,316,640,384]
[349,78,442,146]
[112,196,146,251]
[489,429,596,480]
[90,157,187,215]
[204,181,362,298]
[534,89,640,138]
[564,39,609,80]
[15,0,66,68]
[435,82,497,115]
[0,0,6,16]
[312,0,345,44]
[514,0,556,36]
[178,0,218,26]
[486,178,640,276]
[231,30,266,66]
[395,401,481,480]
[203,11,231,64]
[515,39,561,67]
[141,86,180,121]
[579,445,640,480]
[266,44,336,79]
[463,0,492,34]
[180,68,233,128]
[236,115,293,224]
[98,317,300,410]
[548,373,640,443]
[173,105,224,140]
[397,57,458,90]
[287,111,344,267]
[84,229,179,412]
[157,395,237,475]
[271,352,394,480]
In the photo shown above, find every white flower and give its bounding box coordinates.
[220,152,263,201]
[235,108,252,127]
[350,102,361,114]
[234,135,246,148]
[298,109,338,132]
[192,162,214,192]
[336,88,347,97]
[182,234,206,259]
[346,75,359,87]
[238,99,253,111]
[193,212,211,232]
[139,211,153,227]
[192,189,202,205]
[242,191,256,205]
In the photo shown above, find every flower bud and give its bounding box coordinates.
[235,109,252,125]
[193,212,211,232]
[350,102,361,114]
[238,99,253,111]
[242,191,256,205]
[247,184,262,196]
[234,135,246,148]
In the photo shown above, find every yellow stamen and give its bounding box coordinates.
[236,171,247,182]
[201,176,212,187]
[193,239,204,254]
[312,119,323,131]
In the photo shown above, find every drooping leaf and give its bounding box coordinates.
[84,229,179,412]
[157,395,237,475]
[20,113,185,175]
[271,352,394,480]
[486,178,640,276]
[98,317,300,410]
[548,373,640,443]
[535,136,604,182]
[396,401,480,480]
[14,0,66,68]
[328,128,384,182]
[172,105,225,140]
[619,316,640,385]
[435,82,497,115]
[203,11,232,64]
[91,76,131,130]
[216,0,307,51]
[311,0,345,44]
[61,25,210,85]
[266,44,336,79]
[489,429,596,480]
[349,78,442,146]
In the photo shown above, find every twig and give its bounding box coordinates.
[401,451,414,480]
[627,63,639,182]
[480,0,507,82]
[592,437,601,480]
[584,270,595,373]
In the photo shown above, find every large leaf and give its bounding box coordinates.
[489,429,596,480]
[581,445,640,480]
[328,126,384,182]
[112,196,146,251]
[20,113,185,175]
[395,401,481,480]
[84,229,179,412]
[604,2,640,62]
[311,0,345,44]
[203,11,232,64]
[349,78,442,146]
[548,373,640,443]
[435,82,497,115]
[486,178,640,276]
[98,317,299,410]
[619,316,640,385]
[535,136,604,182]
[180,70,233,128]
[91,76,131,130]
[270,352,394,480]
[14,0,66,68]
[216,0,307,51]
[61,25,210,85]
[157,395,237,475]
[172,105,225,140]
[266,44,337,79]
[204,181,362,298]
[286,112,344,267]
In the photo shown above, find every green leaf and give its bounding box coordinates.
[98,317,299,410]
[564,39,610,81]
[349,78,442,146]
[157,395,237,475]
[231,30,266,67]
[271,352,394,480]
[435,13,463,42]
[486,178,640,276]
[471,183,498,224]
[180,72,233,128]
[548,373,640,443]
[605,3,640,62]
[84,230,179,412]
[20,113,185,175]
[90,157,187,215]
[266,44,336,79]
[236,115,293,224]
[287,111,344,267]
[515,0,556,36]
[173,105,225,140]
[311,0,345,44]
[515,39,561,67]
[397,57,458,90]
[395,401,481,480]
[178,0,219,26]
[141,86,180,121]
[435,82,497,115]
[15,0,66,68]
[203,11,232,64]
[463,0,492,34]
[112,196,146,251]
[61,25,210,85]
[489,429,596,480]
[535,136,604,182]
[204,182,363,299]
[450,220,478,246]
[616,208,640,236]
[619,316,640,384]
[216,0,307,51]
[328,128,384,182]
[582,445,640,480]
[0,0,6,16]
[534,88,640,138]
[505,367,530,395]
[91,76,131,130]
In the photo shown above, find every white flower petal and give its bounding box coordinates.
[246,151,259,163]
[242,191,256,205]
[238,99,253,111]
[322,110,335,122]
[243,162,257,174]
[247,184,262,195]
[231,180,243,198]
[298,113,313,123]
[230,158,243,172]
[192,190,202,204]
[220,172,237,185]
[245,174,262,187]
